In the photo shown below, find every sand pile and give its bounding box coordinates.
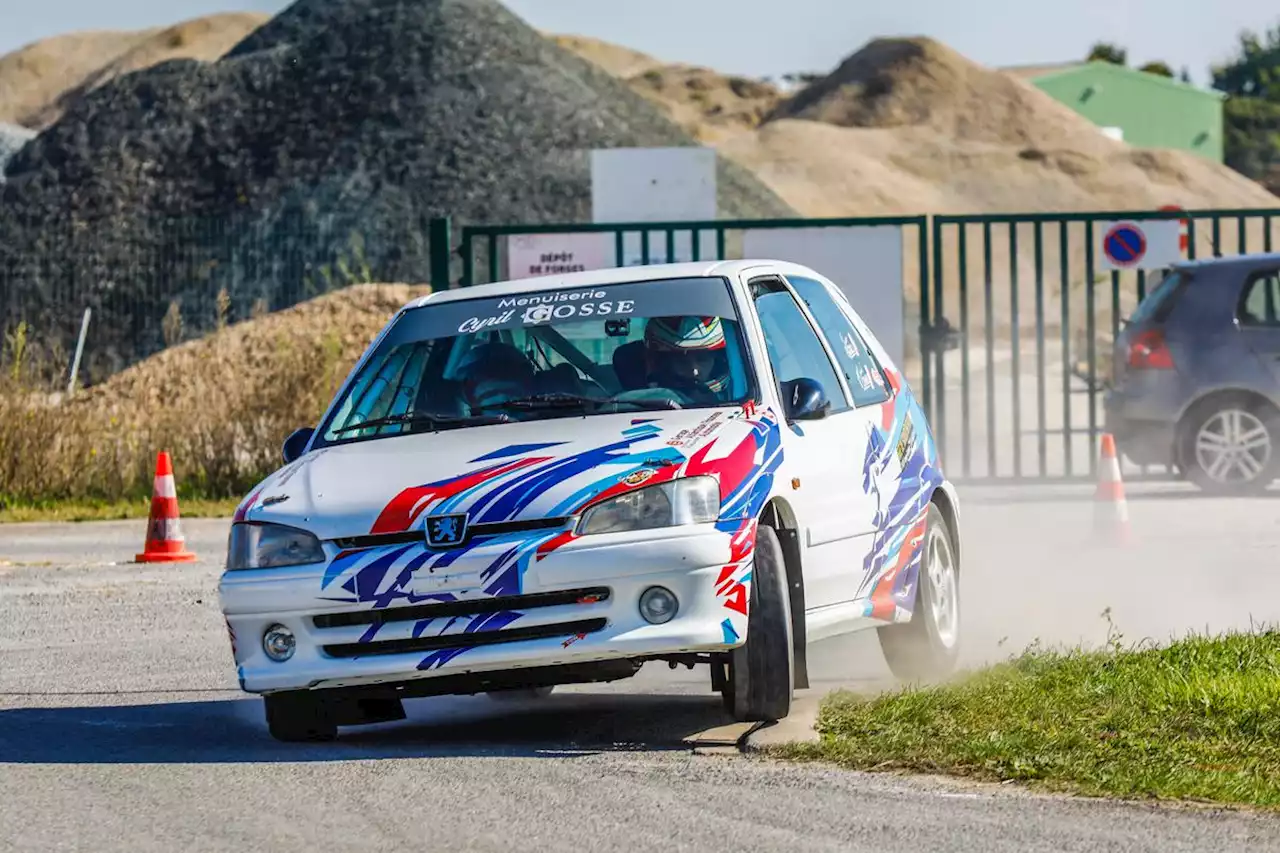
[728,36,1280,216]
[554,35,782,143]
[0,13,269,129]
[765,37,1118,154]
[72,284,430,417]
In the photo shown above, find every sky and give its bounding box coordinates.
[1,0,1275,87]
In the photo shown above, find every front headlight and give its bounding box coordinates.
[576,476,720,536]
[226,522,326,570]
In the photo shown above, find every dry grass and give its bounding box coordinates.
[0,12,268,129]
[0,284,428,507]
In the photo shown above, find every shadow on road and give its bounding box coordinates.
[0,690,738,764]
[960,486,1280,505]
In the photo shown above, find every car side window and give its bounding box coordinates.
[786,275,891,407]
[1239,270,1280,326]
[749,277,850,413]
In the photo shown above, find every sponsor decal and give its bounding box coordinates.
[842,331,860,360]
[619,469,656,487]
[856,364,877,391]
[458,310,516,334]
[519,299,635,326]
[665,411,727,447]
[562,632,588,649]
[896,414,916,465]
[456,290,637,333]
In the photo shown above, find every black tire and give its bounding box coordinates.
[877,503,960,684]
[264,691,338,743]
[722,524,794,722]
[1177,394,1280,496]
[485,686,555,701]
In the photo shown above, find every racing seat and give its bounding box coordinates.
[533,362,584,396]
[612,341,647,390]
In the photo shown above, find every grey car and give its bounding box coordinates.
[1104,252,1280,494]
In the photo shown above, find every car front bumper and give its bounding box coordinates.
[218,524,751,695]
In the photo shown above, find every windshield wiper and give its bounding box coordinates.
[471,393,612,413]
[331,412,509,435]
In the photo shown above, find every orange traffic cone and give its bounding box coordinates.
[135,451,198,563]
[1094,433,1130,544]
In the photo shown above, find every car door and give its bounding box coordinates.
[1236,266,1280,387]
[745,274,875,610]
[782,274,898,597]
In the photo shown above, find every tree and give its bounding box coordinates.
[1139,60,1175,78]
[1179,66,1193,83]
[1211,23,1280,99]
[1211,22,1280,194]
[1087,42,1127,65]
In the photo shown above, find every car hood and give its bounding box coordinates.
[234,407,781,540]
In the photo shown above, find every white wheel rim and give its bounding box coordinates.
[1195,409,1271,485]
[926,525,959,650]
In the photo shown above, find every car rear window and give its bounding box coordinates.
[1127,269,1188,326]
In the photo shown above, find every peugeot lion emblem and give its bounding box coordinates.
[424,513,469,549]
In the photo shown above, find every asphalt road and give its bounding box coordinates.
[4,483,1280,851]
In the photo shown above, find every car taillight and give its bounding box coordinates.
[1127,329,1174,370]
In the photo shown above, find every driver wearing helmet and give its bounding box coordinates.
[642,315,731,403]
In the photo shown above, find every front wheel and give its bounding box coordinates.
[721,524,794,722]
[877,503,960,683]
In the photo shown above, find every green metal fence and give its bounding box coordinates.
[9,201,1280,485]
[924,207,1280,483]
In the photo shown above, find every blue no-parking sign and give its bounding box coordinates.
[1097,219,1180,271]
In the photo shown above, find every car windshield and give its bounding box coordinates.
[316,276,758,446]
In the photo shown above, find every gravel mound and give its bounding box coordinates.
[0,0,793,380]
[0,123,34,182]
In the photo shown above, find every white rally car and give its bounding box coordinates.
[219,260,963,742]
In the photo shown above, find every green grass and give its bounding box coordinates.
[775,616,1280,808]
[0,496,241,523]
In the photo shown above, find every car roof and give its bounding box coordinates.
[403,259,825,310]
[1174,251,1280,273]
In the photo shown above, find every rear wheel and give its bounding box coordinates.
[721,524,794,722]
[877,503,960,683]
[1178,395,1280,495]
[264,691,337,743]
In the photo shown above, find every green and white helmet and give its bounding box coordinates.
[643,316,729,393]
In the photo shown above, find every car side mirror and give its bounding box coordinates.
[780,378,831,422]
[282,427,315,464]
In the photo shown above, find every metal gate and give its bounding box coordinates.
[922,207,1280,483]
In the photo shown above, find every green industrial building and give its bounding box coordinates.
[1004,61,1226,163]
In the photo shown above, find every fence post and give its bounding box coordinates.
[66,307,91,396]
[428,217,452,290]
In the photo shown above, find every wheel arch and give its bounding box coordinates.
[759,496,808,690]
[928,482,961,572]
[1176,387,1280,436]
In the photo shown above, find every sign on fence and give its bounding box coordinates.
[505,233,613,279]
[1096,219,1181,271]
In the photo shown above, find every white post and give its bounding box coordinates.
[66,307,91,396]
